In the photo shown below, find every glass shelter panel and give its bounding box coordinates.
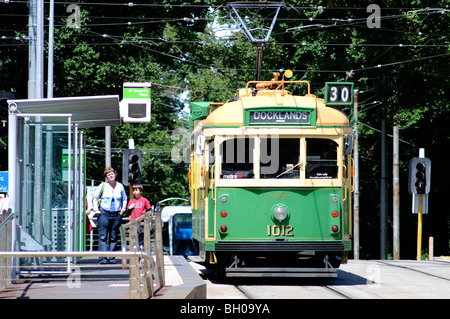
[16,115,80,271]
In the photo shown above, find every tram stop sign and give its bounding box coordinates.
[120,82,151,123]
[0,171,8,192]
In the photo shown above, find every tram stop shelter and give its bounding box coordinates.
[6,95,120,276]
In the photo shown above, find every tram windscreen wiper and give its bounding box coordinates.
[276,161,302,179]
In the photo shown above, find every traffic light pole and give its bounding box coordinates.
[416,194,424,260]
[415,148,426,260]
[408,148,431,260]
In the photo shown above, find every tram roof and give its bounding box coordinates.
[196,91,349,131]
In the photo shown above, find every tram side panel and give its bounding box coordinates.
[342,153,353,251]
[190,147,215,261]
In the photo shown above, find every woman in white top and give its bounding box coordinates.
[92,167,127,264]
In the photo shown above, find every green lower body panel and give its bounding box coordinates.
[193,187,352,261]
[215,187,346,240]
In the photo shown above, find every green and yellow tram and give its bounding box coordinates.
[189,72,353,277]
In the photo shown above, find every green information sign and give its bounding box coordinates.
[123,87,151,99]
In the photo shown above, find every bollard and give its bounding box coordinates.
[429,237,434,260]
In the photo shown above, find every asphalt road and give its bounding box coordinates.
[190,258,450,299]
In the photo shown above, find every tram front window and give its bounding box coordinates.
[220,137,255,179]
[260,138,300,179]
[306,138,338,179]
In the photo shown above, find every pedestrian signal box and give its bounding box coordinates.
[120,82,151,123]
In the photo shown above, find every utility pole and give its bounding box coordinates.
[105,126,111,168]
[28,0,45,251]
[393,117,400,259]
[36,0,44,99]
[353,90,360,259]
[28,0,36,99]
[380,105,388,260]
[47,0,55,99]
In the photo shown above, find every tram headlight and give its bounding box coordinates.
[273,206,287,221]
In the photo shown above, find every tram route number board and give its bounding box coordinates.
[325,82,354,106]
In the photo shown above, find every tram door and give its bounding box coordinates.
[342,140,353,242]
[16,114,85,273]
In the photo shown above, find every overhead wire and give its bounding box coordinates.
[1,1,448,79]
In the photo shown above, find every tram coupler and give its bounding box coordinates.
[225,255,337,278]
[225,266,337,278]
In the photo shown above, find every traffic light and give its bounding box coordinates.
[0,91,14,124]
[122,149,142,186]
[0,99,8,121]
[408,157,431,195]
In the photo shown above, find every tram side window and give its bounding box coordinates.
[306,139,338,179]
[208,138,215,166]
[260,138,300,179]
[220,137,255,179]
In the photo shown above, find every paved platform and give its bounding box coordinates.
[0,255,206,299]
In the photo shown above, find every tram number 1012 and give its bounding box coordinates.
[267,224,294,237]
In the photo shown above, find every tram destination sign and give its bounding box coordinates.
[249,110,310,125]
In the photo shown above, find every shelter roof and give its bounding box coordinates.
[9,95,121,128]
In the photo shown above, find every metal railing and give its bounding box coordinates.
[0,209,14,290]
[120,208,165,298]
[0,251,155,276]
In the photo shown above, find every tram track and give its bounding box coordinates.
[191,259,450,299]
[374,260,450,282]
[321,285,354,299]
[234,285,252,299]
[234,281,359,299]
[194,261,367,299]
